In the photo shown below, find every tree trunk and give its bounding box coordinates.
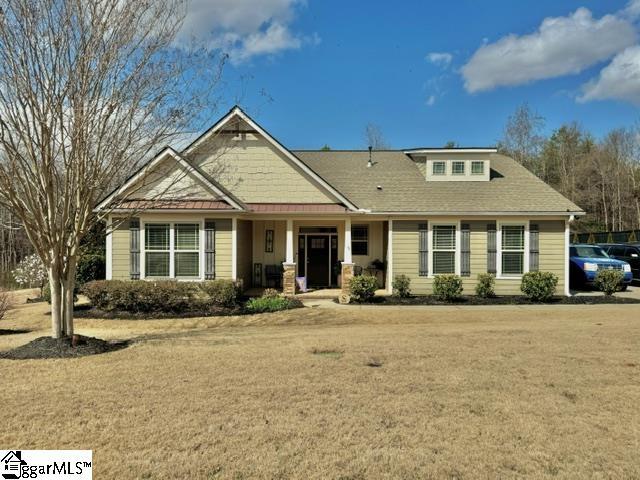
[62,259,77,337]
[49,268,63,339]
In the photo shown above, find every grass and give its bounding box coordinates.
[1,289,640,478]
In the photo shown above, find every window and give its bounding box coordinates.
[432,225,456,274]
[471,161,484,175]
[432,161,446,175]
[175,224,200,277]
[144,223,200,278]
[352,225,369,255]
[265,229,274,253]
[145,223,170,277]
[501,225,525,276]
[452,161,465,175]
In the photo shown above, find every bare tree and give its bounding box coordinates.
[499,103,545,177]
[364,123,390,150]
[0,0,225,338]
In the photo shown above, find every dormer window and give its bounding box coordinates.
[452,161,465,175]
[471,161,484,175]
[433,161,446,175]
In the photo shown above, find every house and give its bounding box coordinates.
[98,106,583,300]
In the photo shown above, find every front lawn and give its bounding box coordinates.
[1,294,639,478]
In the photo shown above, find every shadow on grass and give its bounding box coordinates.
[0,329,31,336]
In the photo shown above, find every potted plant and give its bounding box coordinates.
[333,260,343,287]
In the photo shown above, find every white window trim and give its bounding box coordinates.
[428,221,461,277]
[451,161,465,175]
[141,220,205,281]
[497,220,530,279]
[351,224,369,256]
[471,161,485,175]
[432,161,446,176]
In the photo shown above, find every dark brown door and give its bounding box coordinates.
[306,235,330,286]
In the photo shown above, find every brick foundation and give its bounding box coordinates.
[282,263,296,296]
[339,262,355,304]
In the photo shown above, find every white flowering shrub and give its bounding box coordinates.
[12,254,47,295]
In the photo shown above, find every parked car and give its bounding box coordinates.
[599,243,640,281]
[569,244,633,290]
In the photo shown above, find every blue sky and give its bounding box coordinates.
[183,0,640,149]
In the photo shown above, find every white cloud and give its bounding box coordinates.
[579,46,640,104]
[461,7,637,93]
[176,0,315,63]
[426,52,453,67]
[623,0,640,19]
[426,95,436,106]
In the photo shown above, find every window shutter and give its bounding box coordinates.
[487,223,497,274]
[529,223,539,272]
[129,218,140,280]
[205,220,216,280]
[418,222,428,277]
[461,223,471,277]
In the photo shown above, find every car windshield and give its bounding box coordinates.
[571,246,609,258]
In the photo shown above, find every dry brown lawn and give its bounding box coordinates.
[1,290,640,479]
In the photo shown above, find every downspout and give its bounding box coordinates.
[564,215,575,297]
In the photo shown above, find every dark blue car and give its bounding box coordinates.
[570,244,633,290]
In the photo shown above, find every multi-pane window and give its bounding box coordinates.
[471,161,484,174]
[352,225,369,255]
[432,225,456,274]
[175,224,200,278]
[452,161,465,175]
[501,225,525,275]
[144,223,200,278]
[145,223,170,277]
[432,161,446,175]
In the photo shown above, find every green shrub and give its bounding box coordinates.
[245,295,301,313]
[475,273,496,298]
[199,280,241,307]
[594,269,624,296]
[520,271,558,301]
[76,254,106,285]
[82,280,198,313]
[392,274,411,298]
[432,274,463,301]
[349,275,378,303]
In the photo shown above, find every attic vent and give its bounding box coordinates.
[376,185,383,190]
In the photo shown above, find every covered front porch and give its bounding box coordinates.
[236,217,388,297]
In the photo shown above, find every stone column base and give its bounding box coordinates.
[339,262,355,304]
[282,263,296,296]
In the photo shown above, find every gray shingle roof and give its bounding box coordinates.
[293,150,583,214]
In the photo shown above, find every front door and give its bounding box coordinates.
[306,235,330,287]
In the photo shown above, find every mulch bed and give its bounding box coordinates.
[0,335,129,360]
[73,304,243,320]
[351,295,640,306]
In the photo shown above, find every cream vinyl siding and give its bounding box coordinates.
[133,157,218,200]
[111,218,130,280]
[190,121,336,204]
[391,218,565,295]
[109,216,233,281]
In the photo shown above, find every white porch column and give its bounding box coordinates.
[387,219,393,294]
[231,217,238,280]
[564,216,573,297]
[283,219,296,295]
[343,217,352,264]
[105,216,112,280]
[285,219,294,264]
